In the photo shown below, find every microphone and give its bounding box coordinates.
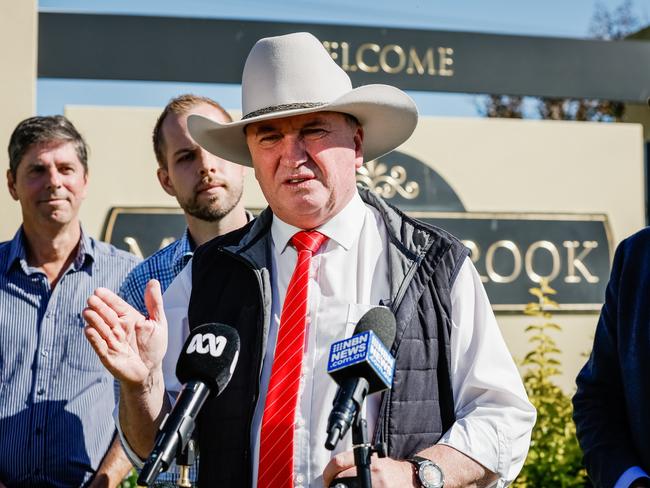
[325,307,396,450]
[137,323,240,486]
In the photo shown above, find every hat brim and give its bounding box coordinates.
[188,84,418,167]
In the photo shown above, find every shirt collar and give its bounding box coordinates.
[73,228,95,271]
[172,228,195,266]
[5,228,28,273]
[271,191,367,254]
[4,225,94,274]
[177,210,256,264]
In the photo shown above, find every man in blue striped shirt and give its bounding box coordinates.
[0,116,140,487]
[119,94,250,316]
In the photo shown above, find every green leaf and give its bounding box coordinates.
[529,334,548,343]
[543,297,560,308]
[515,282,587,487]
[540,281,557,295]
[545,322,562,331]
[525,325,543,332]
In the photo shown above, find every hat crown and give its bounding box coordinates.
[241,32,353,118]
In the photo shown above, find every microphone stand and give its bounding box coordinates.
[175,436,197,487]
[329,398,388,488]
[137,425,199,487]
[351,413,387,488]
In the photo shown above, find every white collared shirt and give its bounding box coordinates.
[123,192,535,487]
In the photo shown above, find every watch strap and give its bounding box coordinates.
[409,455,432,465]
[407,456,444,488]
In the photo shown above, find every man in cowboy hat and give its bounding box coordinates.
[84,32,535,487]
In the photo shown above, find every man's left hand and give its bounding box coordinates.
[323,451,416,487]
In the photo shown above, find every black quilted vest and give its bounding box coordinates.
[187,191,468,486]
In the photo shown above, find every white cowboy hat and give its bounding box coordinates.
[187,32,418,167]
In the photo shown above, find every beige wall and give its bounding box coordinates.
[0,0,37,240]
[498,314,595,394]
[400,117,644,242]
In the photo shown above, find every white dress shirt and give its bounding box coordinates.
[122,192,535,487]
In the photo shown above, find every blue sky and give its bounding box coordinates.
[37,0,650,116]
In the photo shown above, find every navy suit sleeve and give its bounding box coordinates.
[573,235,645,488]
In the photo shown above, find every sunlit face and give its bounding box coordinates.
[245,112,364,229]
[157,103,245,222]
[7,140,88,230]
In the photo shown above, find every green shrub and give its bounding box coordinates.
[513,280,588,487]
[119,469,138,488]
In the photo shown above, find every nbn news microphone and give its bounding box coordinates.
[138,323,240,486]
[325,307,397,450]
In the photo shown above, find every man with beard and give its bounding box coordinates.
[119,94,250,315]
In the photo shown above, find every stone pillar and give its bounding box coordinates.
[0,0,37,240]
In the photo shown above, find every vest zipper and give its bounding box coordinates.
[375,246,427,449]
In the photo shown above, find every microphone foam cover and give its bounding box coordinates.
[353,307,396,349]
[176,323,240,396]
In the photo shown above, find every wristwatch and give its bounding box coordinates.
[407,455,444,488]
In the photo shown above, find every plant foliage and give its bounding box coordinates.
[513,280,588,487]
[119,469,138,488]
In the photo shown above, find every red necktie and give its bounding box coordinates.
[257,230,328,488]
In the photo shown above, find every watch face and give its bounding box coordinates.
[420,462,444,487]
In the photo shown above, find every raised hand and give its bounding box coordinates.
[84,279,168,386]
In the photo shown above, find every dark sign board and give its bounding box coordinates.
[102,207,611,312]
[419,212,611,311]
[39,13,650,102]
